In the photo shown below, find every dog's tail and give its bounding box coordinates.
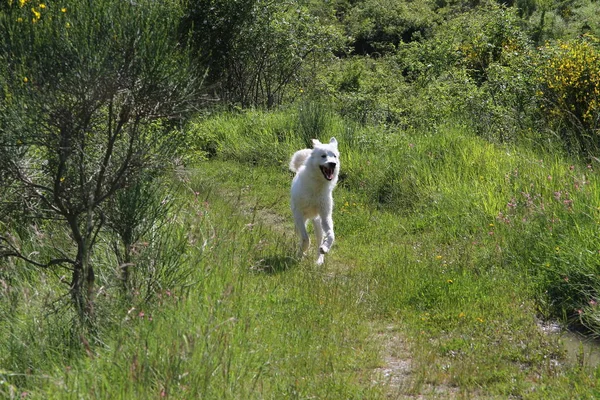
[289,149,312,173]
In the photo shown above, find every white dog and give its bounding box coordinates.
[289,137,340,265]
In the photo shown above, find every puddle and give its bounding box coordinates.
[540,321,600,368]
[560,331,600,368]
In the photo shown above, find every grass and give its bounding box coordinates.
[3,108,600,398]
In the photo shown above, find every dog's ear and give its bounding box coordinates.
[329,137,338,147]
[311,139,321,147]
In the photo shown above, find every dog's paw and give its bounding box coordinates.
[316,254,325,265]
[319,245,329,254]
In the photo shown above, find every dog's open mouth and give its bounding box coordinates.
[320,163,336,181]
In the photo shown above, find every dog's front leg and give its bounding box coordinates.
[313,217,325,265]
[318,215,335,256]
[294,212,310,257]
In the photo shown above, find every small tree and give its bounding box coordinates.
[0,0,197,321]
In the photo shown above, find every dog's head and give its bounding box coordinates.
[311,137,340,182]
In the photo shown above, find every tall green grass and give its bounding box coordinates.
[186,108,600,333]
[183,108,600,397]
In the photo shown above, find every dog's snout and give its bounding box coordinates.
[327,162,336,169]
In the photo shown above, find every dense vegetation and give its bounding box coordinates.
[2,0,600,397]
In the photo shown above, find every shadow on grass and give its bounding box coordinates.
[251,255,299,274]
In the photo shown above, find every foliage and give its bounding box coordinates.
[6,0,600,397]
[0,0,198,320]
[342,0,439,55]
[183,0,345,108]
[537,36,600,155]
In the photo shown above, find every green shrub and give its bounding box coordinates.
[0,0,197,320]
[182,0,345,108]
[343,0,439,55]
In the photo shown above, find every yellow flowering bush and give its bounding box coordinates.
[537,36,600,153]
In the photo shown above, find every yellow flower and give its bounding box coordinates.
[436,255,442,260]
[458,312,465,318]
[65,22,71,28]
[31,7,41,20]
[17,17,23,23]
[23,77,28,83]
[19,0,28,7]
[39,3,45,8]
[61,7,67,12]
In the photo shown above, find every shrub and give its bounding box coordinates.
[183,0,344,108]
[343,0,439,55]
[537,36,600,155]
[0,0,198,321]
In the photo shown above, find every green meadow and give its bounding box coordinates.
[3,0,600,398]
[3,109,600,398]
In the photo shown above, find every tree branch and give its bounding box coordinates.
[0,235,74,270]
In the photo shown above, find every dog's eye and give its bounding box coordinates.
[321,154,326,158]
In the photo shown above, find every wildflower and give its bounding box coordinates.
[17,17,23,22]
[447,279,453,284]
[458,312,465,318]
[436,255,442,260]
[563,199,573,207]
[23,77,28,83]
[476,317,484,323]
[19,0,28,7]
[39,3,45,8]
[31,7,41,20]
[547,174,552,181]
[61,7,67,12]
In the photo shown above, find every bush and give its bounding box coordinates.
[183,0,345,108]
[343,0,439,55]
[0,0,197,320]
[537,36,600,155]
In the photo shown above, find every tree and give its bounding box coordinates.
[0,0,198,322]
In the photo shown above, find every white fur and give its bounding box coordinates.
[289,137,340,265]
